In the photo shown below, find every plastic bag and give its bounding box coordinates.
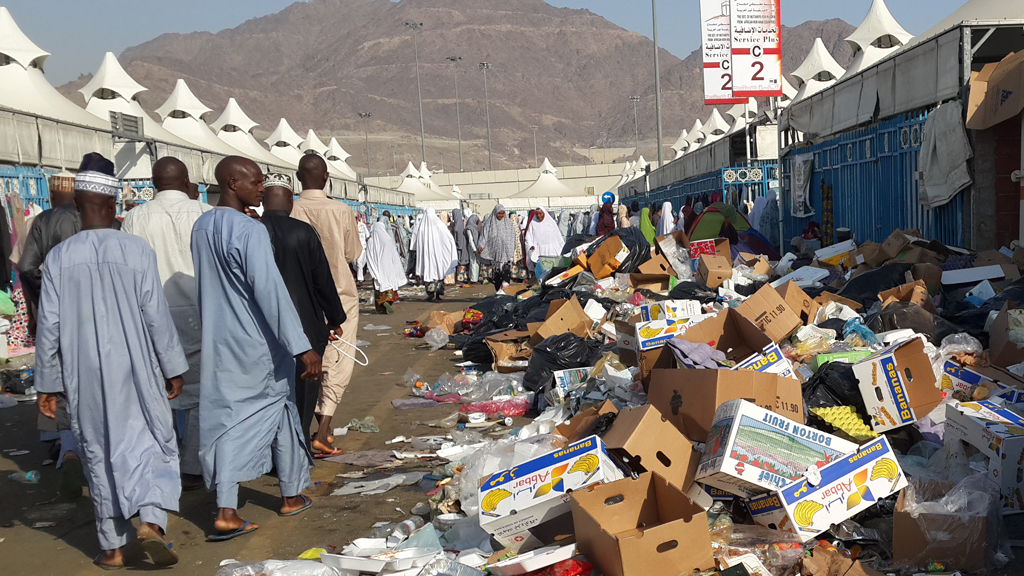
[843,317,881,348]
[216,560,341,576]
[865,302,959,345]
[836,264,913,308]
[528,559,595,576]
[668,281,720,304]
[524,333,601,393]
[458,398,529,418]
[454,434,567,515]
[802,362,868,418]
[461,372,526,403]
[425,328,449,351]
[405,368,428,397]
[657,233,694,282]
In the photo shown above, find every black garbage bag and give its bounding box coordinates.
[609,227,652,273]
[802,362,868,422]
[836,264,913,308]
[864,301,961,345]
[461,295,527,366]
[941,276,1024,342]
[562,234,594,257]
[668,281,719,304]
[523,333,602,393]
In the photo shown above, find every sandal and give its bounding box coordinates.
[207,520,258,542]
[137,525,179,566]
[279,495,313,517]
[93,554,124,571]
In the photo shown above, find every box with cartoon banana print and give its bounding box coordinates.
[745,436,907,541]
[478,435,624,553]
[944,400,1024,513]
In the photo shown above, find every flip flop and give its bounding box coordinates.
[279,495,313,517]
[207,521,258,542]
[137,525,179,567]
[93,554,124,571]
[313,449,343,459]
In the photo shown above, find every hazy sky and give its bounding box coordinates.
[8,0,965,85]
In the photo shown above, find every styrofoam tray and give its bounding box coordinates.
[371,548,440,571]
[487,544,577,576]
[320,552,387,574]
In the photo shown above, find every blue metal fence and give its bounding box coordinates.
[647,161,780,213]
[0,165,51,209]
[123,179,209,205]
[780,108,964,246]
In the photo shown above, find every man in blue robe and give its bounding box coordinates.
[191,156,321,541]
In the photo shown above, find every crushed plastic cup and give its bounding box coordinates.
[8,471,39,483]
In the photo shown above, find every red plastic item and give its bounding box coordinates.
[525,559,594,576]
[458,398,529,418]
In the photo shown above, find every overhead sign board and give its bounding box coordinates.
[729,0,783,98]
[700,0,745,105]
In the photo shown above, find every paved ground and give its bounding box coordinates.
[2,282,1024,575]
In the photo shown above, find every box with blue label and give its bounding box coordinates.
[478,435,624,553]
[944,401,1024,514]
[548,367,594,406]
[746,436,907,541]
[674,308,797,380]
[939,361,1024,405]
[852,338,940,432]
[637,300,703,322]
[696,400,858,499]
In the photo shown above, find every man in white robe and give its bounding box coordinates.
[35,160,188,569]
[192,157,321,541]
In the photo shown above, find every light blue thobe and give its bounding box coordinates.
[191,208,312,503]
[35,229,188,548]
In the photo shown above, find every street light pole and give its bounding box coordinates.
[480,62,493,171]
[405,22,427,164]
[651,0,667,166]
[530,125,539,168]
[390,143,397,174]
[630,95,641,158]
[358,112,372,176]
[446,56,464,172]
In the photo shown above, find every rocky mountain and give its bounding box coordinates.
[59,0,854,172]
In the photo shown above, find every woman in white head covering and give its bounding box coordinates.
[656,201,674,236]
[524,207,565,275]
[479,204,518,289]
[557,210,571,237]
[414,208,459,301]
[367,220,409,313]
[465,212,481,283]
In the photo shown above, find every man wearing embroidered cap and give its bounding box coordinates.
[34,153,189,569]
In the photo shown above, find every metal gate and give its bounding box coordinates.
[0,165,51,210]
[647,161,780,212]
[781,108,965,246]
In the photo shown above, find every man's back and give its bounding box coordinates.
[290,191,361,301]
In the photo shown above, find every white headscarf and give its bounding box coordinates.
[656,201,674,236]
[480,204,517,264]
[749,195,768,232]
[413,208,459,282]
[367,222,409,292]
[525,207,565,264]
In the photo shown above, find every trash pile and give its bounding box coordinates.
[241,227,1024,576]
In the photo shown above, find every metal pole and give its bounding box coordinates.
[359,112,372,176]
[530,125,539,168]
[447,56,464,171]
[630,96,640,158]
[480,62,493,171]
[651,0,664,167]
[390,144,397,174]
[406,22,427,164]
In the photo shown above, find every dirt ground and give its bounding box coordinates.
[2,282,1024,575]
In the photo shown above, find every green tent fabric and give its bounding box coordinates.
[689,202,751,241]
[639,208,656,244]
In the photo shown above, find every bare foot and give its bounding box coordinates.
[137,523,178,566]
[280,495,312,515]
[94,548,125,570]
[311,438,342,455]
[214,508,258,534]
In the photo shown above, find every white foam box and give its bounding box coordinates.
[478,435,624,552]
[637,300,703,322]
[746,436,907,541]
[944,401,1024,514]
[696,400,858,499]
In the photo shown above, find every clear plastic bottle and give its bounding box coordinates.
[390,516,426,541]
[9,470,40,483]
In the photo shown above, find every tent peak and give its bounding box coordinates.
[210,97,258,134]
[155,79,213,122]
[326,137,351,162]
[845,0,912,54]
[539,158,556,174]
[79,52,146,103]
[265,118,304,149]
[301,129,329,154]
[400,161,420,179]
[792,38,846,86]
[0,7,49,70]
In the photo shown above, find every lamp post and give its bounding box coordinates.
[405,22,427,164]
[390,143,397,174]
[530,125,539,168]
[651,0,665,167]
[479,62,493,171]
[358,112,372,176]
[446,55,464,172]
[630,95,641,158]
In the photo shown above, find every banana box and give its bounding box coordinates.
[478,435,624,553]
[852,337,940,432]
[631,315,711,352]
[637,300,703,322]
[697,400,858,499]
[939,361,1024,405]
[746,436,907,541]
[944,401,1024,513]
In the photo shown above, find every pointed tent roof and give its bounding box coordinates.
[301,129,329,155]
[725,98,758,123]
[397,168,456,201]
[703,108,731,136]
[513,158,579,198]
[265,118,305,149]
[451,185,464,199]
[326,138,351,162]
[683,119,706,151]
[155,79,212,122]
[538,158,556,175]
[792,39,846,88]
[400,161,420,179]
[210,98,258,134]
[79,52,146,103]
[846,0,912,55]
[418,161,433,180]
[780,76,798,104]
[0,7,49,70]
[728,114,748,135]
[671,130,689,152]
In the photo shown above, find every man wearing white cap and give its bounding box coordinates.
[35,153,188,569]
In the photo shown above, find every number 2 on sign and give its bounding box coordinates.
[751,61,764,82]
[721,73,732,92]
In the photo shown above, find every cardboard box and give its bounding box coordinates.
[892,481,987,573]
[878,280,936,314]
[944,401,1024,513]
[815,240,858,269]
[911,263,943,296]
[942,264,1020,286]
[530,296,592,346]
[602,405,701,493]
[549,367,593,406]
[570,472,715,576]
[690,237,730,259]
[737,284,803,343]
[588,236,629,279]
[627,274,674,294]
[648,369,804,443]
[673,308,796,379]
[637,254,676,277]
[878,230,910,262]
[777,281,820,326]
[852,337,940,432]
[814,291,863,311]
[967,50,1024,131]
[938,361,1024,404]
[738,252,774,277]
[479,435,623,553]
[807,350,873,373]
[655,230,692,277]
[746,436,907,541]
[637,300,703,322]
[887,246,943,267]
[696,400,858,498]
[770,266,830,289]
[545,264,585,286]
[636,346,675,391]
[555,400,617,443]
[800,547,887,576]
[698,254,732,288]
[989,302,1024,368]
[614,314,709,354]
[486,330,533,373]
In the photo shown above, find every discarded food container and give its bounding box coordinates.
[8,470,39,483]
[487,544,578,576]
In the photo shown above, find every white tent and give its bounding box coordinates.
[299,129,353,181]
[265,118,306,168]
[396,165,456,202]
[670,131,689,159]
[156,80,250,162]
[725,99,758,124]
[629,156,650,182]
[791,39,846,103]
[79,52,208,180]
[210,98,292,171]
[701,108,732,144]
[325,137,359,180]
[512,158,580,198]
[842,0,913,78]
[683,120,706,154]
[0,7,113,167]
